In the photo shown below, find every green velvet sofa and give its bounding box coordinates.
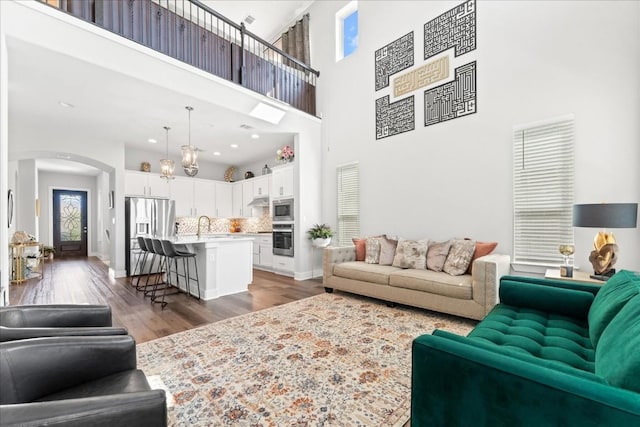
[411,270,640,426]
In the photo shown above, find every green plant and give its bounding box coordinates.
[307,224,333,239]
[42,245,56,257]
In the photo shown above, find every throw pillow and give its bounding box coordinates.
[465,241,499,274]
[352,238,366,261]
[426,240,451,272]
[392,239,429,269]
[379,237,399,265]
[443,239,476,276]
[365,237,383,264]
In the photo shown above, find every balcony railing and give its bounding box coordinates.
[38,0,319,116]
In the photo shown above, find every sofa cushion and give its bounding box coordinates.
[588,270,640,348]
[468,305,595,372]
[379,237,398,266]
[389,269,472,299]
[352,238,366,261]
[426,240,451,272]
[332,261,399,285]
[365,238,382,264]
[443,239,476,276]
[466,241,498,274]
[595,294,640,392]
[392,239,429,269]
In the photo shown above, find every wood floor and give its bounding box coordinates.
[9,256,324,343]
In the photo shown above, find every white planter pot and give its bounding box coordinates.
[312,237,331,248]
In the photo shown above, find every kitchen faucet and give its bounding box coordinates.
[197,216,211,238]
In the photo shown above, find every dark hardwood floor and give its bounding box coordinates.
[9,256,324,343]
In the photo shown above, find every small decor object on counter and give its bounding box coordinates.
[224,166,236,182]
[230,219,241,233]
[262,164,271,175]
[140,162,151,172]
[276,144,294,163]
[244,171,254,179]
[308,223,333,247]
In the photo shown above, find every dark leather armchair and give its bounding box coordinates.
[0,335,167,426]
[0,304,128,342]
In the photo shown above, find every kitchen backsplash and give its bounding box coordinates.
[176,207,272,234]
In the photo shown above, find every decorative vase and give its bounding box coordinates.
[312,237,331,248]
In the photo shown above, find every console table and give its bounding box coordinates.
[10,242,44,284]
[544,268,605,285]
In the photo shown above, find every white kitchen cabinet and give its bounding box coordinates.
[232,183,243,217]
[124,171,171,198]
[272,254,294,276]
[171,177,195,217]
[242,181,254,217]
[271,165,294,198]
[253,176,270,197]
[258,235,273,269]
[193,180,217,217]
[215,183,232,217]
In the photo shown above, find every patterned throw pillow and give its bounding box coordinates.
[392,239,429,269]
[379,237,399,265]
[365,238,383,264]
[443,239,476,276]
[426,240,451,272]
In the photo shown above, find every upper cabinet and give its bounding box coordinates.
[193,180,217,217]
[124,171,171,198]
[171,177,195,217]
[215,183,233,218]
[272,165,294,198]
[253,176,270,198]
[170,177,217,218]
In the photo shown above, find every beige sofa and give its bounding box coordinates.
[323,246,511,320]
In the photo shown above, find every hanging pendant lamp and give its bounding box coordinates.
[181,106,199,177]
[160,126,175,180]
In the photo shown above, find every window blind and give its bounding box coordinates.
[513,115,574,265]
[337,162,360,246]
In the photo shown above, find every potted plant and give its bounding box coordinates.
[308,224,333,248]
[42,245,56,261]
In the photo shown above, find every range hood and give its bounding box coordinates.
[247,196,269,207]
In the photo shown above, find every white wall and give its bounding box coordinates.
[38,171,99,255]
[308,0,640,272]
[16,159,38,239]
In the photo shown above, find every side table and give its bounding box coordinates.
[544,269,605,285]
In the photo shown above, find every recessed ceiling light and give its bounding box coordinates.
[213,151,221,156]
[148,138,157,143]
[58,101,74,108]
[230,144,239,148]
[251,133,260,139]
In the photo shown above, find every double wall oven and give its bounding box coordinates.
[272,198,294,257]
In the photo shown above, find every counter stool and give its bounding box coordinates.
[131,236,150,291]
[160,240,201,301]
[141,237,161,298]
[150,239,180,308]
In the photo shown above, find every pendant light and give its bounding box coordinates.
[181,106,199,177]
[160,126,175,180]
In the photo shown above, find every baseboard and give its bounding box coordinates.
[109,268,127,278]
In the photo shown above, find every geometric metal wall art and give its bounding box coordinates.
[393,56,449,98]
[375,32,414,91]
[424,0,476,60]
[376,95,415,140]
[424,61,476,127]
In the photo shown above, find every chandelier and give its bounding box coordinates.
[159,126,175,180]
[182,106,199,177]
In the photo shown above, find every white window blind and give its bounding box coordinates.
[337,162,360,246]
[513,115,574,265]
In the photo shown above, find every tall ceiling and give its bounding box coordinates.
[8,0,314,176]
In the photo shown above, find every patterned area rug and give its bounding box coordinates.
[137,293,476,426]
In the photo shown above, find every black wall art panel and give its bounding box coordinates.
[424,61,476,127]
[376,95,415,140]
[375,32,414,91]
[424,0,476,60]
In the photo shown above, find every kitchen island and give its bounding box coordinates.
[171,235,254,300]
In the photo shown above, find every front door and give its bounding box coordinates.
[53,189,88,257]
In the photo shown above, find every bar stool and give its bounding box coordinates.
[131,236,150,291]
[141,237,160,298]
[150,239,180,308]
[160,240,201,301]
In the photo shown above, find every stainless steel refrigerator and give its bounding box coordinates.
[125,197,176,276]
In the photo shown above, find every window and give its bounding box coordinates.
[336,1,358,61]
[337,162,360,246]
[513,115,575,266]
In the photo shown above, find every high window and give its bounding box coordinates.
[337,162,360,246]
[513,115,575,266]
[336,1,358,61]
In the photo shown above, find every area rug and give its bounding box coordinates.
[137,293,476,426]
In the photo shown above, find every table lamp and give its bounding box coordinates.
[573,203,638,281]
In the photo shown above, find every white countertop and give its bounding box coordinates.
[171,234,257,244]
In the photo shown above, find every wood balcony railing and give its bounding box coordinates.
[38,0,319,116]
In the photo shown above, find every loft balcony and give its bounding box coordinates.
[39,0,319,116]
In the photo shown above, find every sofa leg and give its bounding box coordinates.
[324,287,334,293]
[386,301,396,308]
